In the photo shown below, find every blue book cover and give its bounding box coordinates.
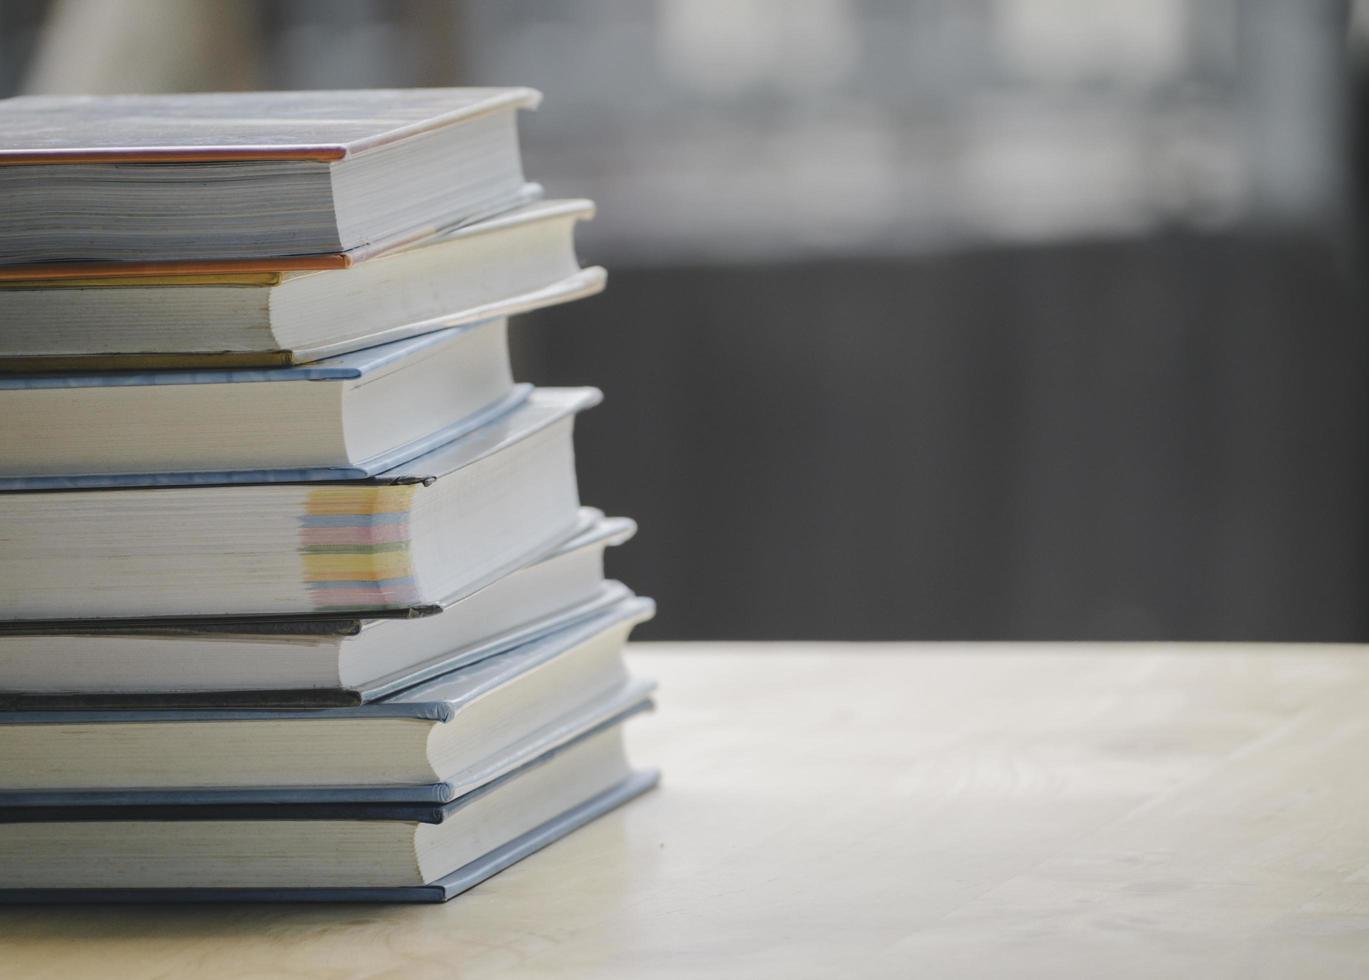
[0,320,543,490]
[0,582,639,715]
[0,695,655,811]
[0,383,598,491]
[0,324,475,391]
[0,596,654,728]
[0,754,659,903]
[0,692,655,808]
[0,770,658,904]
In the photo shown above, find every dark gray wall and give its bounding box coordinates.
[516,232,1369,641]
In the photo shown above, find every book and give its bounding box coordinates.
[0,198,604,371]
[0,598,654,802]
[0,511,637,706]
[0,769,660,905]
[0,698,654,809]
[0,387,599,621]
[0,319,524,485]
[0,88,541,269]
[0,718,658,900]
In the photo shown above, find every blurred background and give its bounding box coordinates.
[1,0,1366,641]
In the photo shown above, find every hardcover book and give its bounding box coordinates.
[0,198,604,371]
[0,388,601,621]
[0,719,659,902]
[0,88,542,270]
[0,511,638,707]
[0,319,525,486]
[0,597,654,799]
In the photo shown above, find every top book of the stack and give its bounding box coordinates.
[0,88,541,275]
[0,89,606,371]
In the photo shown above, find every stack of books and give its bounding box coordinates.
[0,89,657,903]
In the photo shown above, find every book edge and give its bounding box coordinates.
[0,768,658,903]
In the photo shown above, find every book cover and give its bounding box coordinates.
[0,692,655,807]
[0,384,598,490]
[0,768,658,904]
[0,596,654,728]
[0,580,639,711]
[0,89,542,163]
[0,321,482,388]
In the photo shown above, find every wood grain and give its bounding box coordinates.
[3,642,1369,978]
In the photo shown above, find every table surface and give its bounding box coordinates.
[5,642,1369,979]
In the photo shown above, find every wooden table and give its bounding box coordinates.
[4,643,1369,979]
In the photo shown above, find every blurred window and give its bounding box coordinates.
[458,0,1343,263]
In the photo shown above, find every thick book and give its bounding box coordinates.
[0,720,659,902]
[0,88,542,270]
[0,511,637,706]
[0,319,526,486]
[0,387,599,621]
[0,596,654,800]
[0,198,604,371]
